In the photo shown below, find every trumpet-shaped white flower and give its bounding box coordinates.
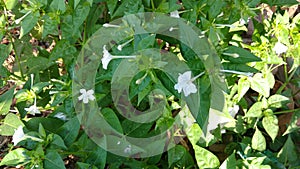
[117,38,134,51]
[102,45,113,70]
[54,112,68,121]
[103,23,120,28]
[273,41,288,55]
[12,126,25,146]
[25,104,41,115]
[174,71,204,97]
[78,89,95,104]
[170,10,180,18]
[101,45,136,70]
[207,105,239,133]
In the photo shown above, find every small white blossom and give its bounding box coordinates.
[12,126,25,146]
[170,10,180,18]
[207,110,232,133]
[54,112,68,121]
[25,104,41,115]
[102,45,113,70]
[124,145,132,154]
[174,71,204,97]
[101,45,136,70]
[78,89,95,104]
[273,41,288,55]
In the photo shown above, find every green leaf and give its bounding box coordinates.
[245,102,263,118]
[101,108,123,133]
[277,135,298,163]
[222,46,261,64]
[0,87,15,115]
[251,128,266,151]
[20,11,40,38]
[193,144,220,168]
[42,15,59,38]
[267,94,290,108]
[168,145,186,168]
[50,0,66,12]
[4,0,18,9]
[76,162,98,169]
[25,117,64,133]
[44,150,66,169]
[50,134,67,150]
[57,117,80,146]
[137,34,156,50]
[262,114,279,141]
[0,148,30,166]
[261,0,299,6]
[26,56,50,74]
[0,113,24,136]
[237,77,250,101]
[220,153,236,169]
[284,110,300,135]
[250,73,270,97]
[111,0,143,18]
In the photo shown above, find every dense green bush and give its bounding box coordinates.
[0,0,299,168]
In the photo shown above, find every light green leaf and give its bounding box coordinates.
[245,102,263,118]
[251,128,266,151]
[267,94,290,108]
[250,73,270,97]
[193,144,220,168]
[4,0,18,9]
[237,77,250,101]
[0,148,30,166]
[0,113,23,136]
[0,87,15,115]
[20,11,40,38]
[262,114,279,141]
[44,150,66,169]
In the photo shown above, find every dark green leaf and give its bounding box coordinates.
[222,46,261,63]
[20,11,40,38]
[277,135,298,163]
[57,117,80,146]
[44,150,66,169]
[0,87,14,115]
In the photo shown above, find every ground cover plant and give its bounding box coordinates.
[0,0,299,168]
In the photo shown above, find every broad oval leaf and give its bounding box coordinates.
[262,114,279,141]
[251,128,266,151]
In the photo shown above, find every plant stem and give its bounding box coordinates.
[273,108,300,115]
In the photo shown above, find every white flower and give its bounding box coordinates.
[25,104,41,115]
[54,112,68,121]
[124,145,132,154]
[273,41,288,55]
[101,45,136,70]
[174,71,204,97]
[102,45,113,70]
[12,126,25,146]
[78,89,95,104]
[207,110,233,133]
[170,10,180,18]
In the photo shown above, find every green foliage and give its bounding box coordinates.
[0,0,299,168]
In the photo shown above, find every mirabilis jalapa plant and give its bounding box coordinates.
[0,0,299,168]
